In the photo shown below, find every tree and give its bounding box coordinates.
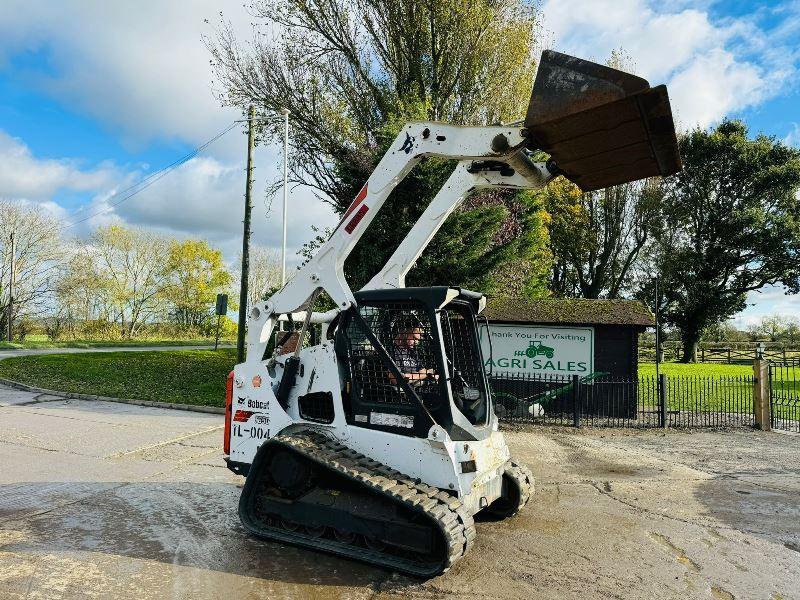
[541,177,662,298]
[208,0,549,295]
[166,240,232,330]
[52,244,113,338]
[91,225,171,337]
[408,184,552,297]
[208,0,538,204]
[238,244,281,313]
[702,321,748,344]
[0,201,65,335]
[748,314,800,343]
[651,120,800,362]
[335,127,552,293]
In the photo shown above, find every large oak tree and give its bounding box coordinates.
[650,120,800,362]
[207,0,551,295]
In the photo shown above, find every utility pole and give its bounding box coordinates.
[7,232,14,342]
[237,105,256,363]
[280,108,290,287]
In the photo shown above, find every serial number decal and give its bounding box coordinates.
[232,424,270,439]
[370,412,414,429]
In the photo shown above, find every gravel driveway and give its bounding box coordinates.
[0,388,797,599]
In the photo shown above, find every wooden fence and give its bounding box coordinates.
[639,344,800,365]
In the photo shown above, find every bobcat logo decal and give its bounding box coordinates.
[399,132,415,154]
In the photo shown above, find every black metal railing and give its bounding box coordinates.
[490,372,755,429]
[769,363,800,433]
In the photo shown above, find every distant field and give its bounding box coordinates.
[0,349,236,406]
[639,362,752,377]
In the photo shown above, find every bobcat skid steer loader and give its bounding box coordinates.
[223,50,681,576]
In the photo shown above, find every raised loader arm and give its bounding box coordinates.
[363,152,555,291]
[244,50,682,364]
[245,123,530,362]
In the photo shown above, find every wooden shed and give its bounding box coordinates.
[482,297,654,379]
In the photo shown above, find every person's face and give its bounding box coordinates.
[397,327,423,348]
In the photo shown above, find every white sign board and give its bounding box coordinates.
[480,324,594,377]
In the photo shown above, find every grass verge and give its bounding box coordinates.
[0,349,236,407]
[0,353,794,416]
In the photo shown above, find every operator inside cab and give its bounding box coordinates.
[388,317,437,387]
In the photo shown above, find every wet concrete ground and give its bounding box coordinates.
[0,387,798,599]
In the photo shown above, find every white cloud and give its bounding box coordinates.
[2,0,798,281]
[0,128,338,265]
[731,285,800,327]
[71,149,338,266]
[785,123,800,147]
[540,0,798,128]
[0,130,121,202]
[0,1,251,155]
[0,1,340,262]
[668,48,765,128]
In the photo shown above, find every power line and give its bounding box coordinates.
[63,121,239,229]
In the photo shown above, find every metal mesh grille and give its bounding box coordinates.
[345,301,440,406]
[441,305,487,421]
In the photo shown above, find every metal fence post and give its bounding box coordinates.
[659,374,667,428]
[572,374,580,427]
[752,359,771,431]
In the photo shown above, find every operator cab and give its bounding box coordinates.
[335,287,492,441]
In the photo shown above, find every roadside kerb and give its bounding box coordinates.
[0,376,224,415]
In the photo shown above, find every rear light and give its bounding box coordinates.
[223,371,234,455]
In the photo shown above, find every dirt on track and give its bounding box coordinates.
[0,394,798,599]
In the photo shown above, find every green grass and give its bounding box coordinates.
[0,351,794,418]
[496,362,796,418]
[640,362,800,417]
[0,349,237,406]
[639,361,754,413]
[0,337,234,350]
[639,362,752,377]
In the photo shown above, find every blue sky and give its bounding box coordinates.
[0,0,798,327]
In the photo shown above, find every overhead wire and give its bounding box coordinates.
[63,121,240,229]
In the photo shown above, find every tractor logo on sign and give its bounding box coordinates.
[514,340,555,359]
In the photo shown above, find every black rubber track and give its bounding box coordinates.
[238,431,478,577]
[482,460,535,519]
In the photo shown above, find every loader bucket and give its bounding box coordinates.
[524,50,681,191]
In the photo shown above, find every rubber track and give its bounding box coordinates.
[506,461,535,514]
[240,430,477,577]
